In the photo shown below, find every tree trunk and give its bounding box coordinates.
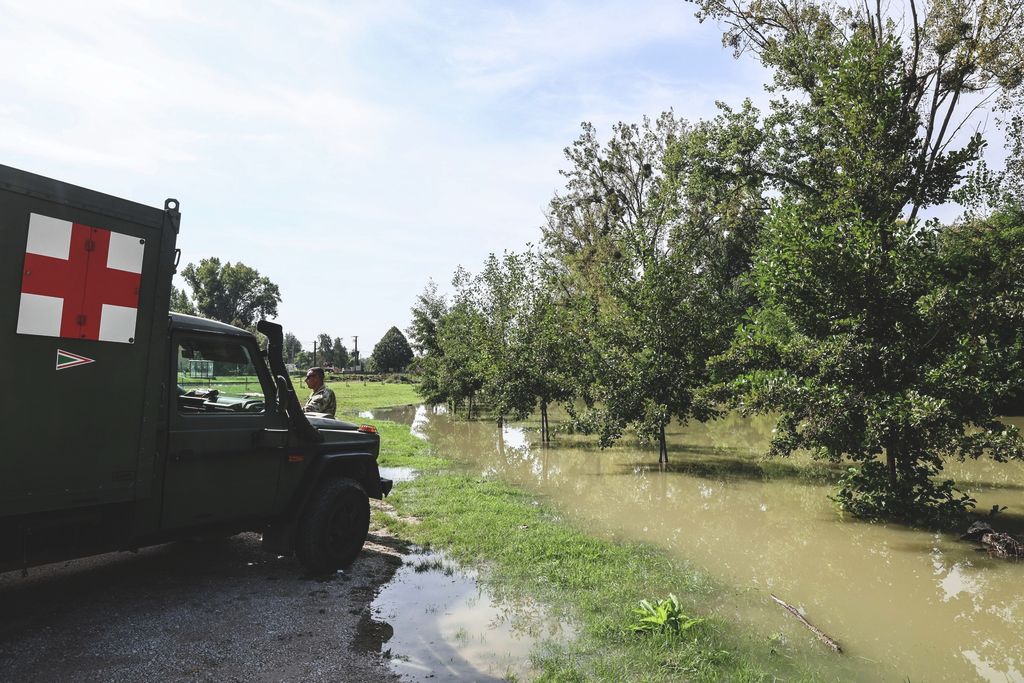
[659,424,668,465]
[541,401,549,444]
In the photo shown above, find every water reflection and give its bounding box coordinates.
[404,405,1024,683]
[371,550,572,681]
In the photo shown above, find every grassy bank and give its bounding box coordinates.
[361,397,816,681]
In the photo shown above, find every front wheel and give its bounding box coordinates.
[295,478,370,573]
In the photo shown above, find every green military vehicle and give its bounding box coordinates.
[0,164,391,575]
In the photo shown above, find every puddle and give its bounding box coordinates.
[365,550,573,681]
[379,466,418,483]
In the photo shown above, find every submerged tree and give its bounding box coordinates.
[470,251,576,441]
[543,110,764,462]
[696,0,1024,523]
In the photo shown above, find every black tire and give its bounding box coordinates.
[295,477,370,573]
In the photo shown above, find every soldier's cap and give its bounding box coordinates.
[306,367,325,379]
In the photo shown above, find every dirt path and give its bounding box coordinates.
[0,524,410,682]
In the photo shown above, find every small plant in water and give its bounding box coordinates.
[628,594,704,636]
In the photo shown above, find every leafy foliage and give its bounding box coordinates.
[371,326,414,373]
[169,285,197,315]
[407,0,1024,523]
[180,257,281,328]
[698,3,1024,523]
[283,332,302,364]
[542,111,762,460]
[628,594,705,636]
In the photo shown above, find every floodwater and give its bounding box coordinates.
[366,550,571,681]
[375,405,1024,682]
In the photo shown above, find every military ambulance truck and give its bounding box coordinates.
[0,164,391,575]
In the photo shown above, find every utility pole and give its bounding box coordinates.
[312,340,317,367]
[352,336,359,370]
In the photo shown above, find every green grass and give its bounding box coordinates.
[373,419,446,468]
[373,422,820,682]
[293,379,422,414]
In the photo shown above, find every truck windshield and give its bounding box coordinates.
[176,337,266,415]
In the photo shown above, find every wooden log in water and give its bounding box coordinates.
[769,593,843,654]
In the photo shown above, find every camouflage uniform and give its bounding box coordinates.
[304,385,337,418]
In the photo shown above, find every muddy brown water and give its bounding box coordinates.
[371,405,1024,682]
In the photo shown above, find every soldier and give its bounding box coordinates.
[303,366,337,417]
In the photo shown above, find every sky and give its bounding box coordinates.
[0,0,1005,352]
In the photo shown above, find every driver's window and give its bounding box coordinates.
[176,337,266,415]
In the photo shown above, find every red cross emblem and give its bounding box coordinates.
[17,213,144,343]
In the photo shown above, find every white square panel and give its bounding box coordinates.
[26,214,72,259]
[98,303,138,343]
[106,231,145,273]
[16,293,63,337]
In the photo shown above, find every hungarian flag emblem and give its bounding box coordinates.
[17,213,144,343]
[56,349,96,371]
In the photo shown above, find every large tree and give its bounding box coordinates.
[180,258,281,328]
[542,111,763,461]
[697,0,1024,523]
[371,327,414,373]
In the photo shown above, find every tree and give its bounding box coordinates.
[473,250,578,441]
[696,0,1024,523]
[406,280,447,356]
[180,258,281,327]
[692,0,1024,225]
[315,333,333,367]
[169,286,196,315]
[416,269,488,415]
[371,327,414,373]
[283,332,302,364]
[542,112,761,461]
[332,337,350,370]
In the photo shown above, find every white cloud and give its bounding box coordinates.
[21,0,983,349]
[438,0,700,93]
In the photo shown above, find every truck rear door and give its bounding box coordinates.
[0,165,177,519]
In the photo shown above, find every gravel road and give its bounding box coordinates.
[0,523,409,682]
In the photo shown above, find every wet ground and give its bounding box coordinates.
[0,530,406,682]
[0,496,565,683]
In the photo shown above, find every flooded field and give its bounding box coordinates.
[375,405,1024,682]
